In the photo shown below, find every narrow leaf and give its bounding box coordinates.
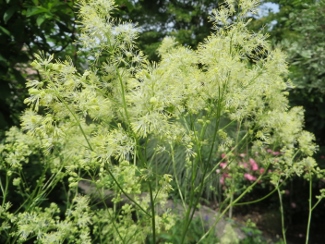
[0,26,11,36]
[3,6,17,24]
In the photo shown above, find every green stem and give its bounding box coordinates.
[305,175,312,244]
[202,132,249,183]
[179,81,228,243]
[116,68,131,124]
[15,164,49,213]
[106,166,150,216]
[197,172,265,243]
[235,183,279,206]
[58,95,93,151]
[277,187,287,244]
[179,116,205,244]
[170,144,186,208]
[148,183,156,243]
[311,196,323,211]
[54,84,151,217]
[229,179,234,219]
[180,165,209,244]
[180,162,197,244]
[0,173,9,206]
[206,86,225,165]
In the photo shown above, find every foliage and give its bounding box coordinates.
[250,3,325,241]
[0,0,224,133]
[281,0,325,92]
[253,1,325,163]
[252,0,316,41]
[153,217,219,243]
[0,0,77,133]
[114,0,227,61]
[219,223,239,244]
[261,0,325,93]
[283,1,325,161]
[239,219,264,244]
[0,0,324,243]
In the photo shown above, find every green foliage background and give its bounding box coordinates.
[253,0,325,166]
[0,0,78,132]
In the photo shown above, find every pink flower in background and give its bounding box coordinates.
[217,158,230,185]
[220,173,230,185]
[240,162,248,169]
[244,173,256,181]
[220,162,227,169]
[249,158,258,171]
[272,151,281,156]
[266,149,280,156]
[220,175,225,185]
[217,152,270,185]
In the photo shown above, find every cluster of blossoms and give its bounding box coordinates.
[216,149,282,186]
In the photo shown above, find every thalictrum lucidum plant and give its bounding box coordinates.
[0,0,324,243]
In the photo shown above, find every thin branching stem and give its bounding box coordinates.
[305,175,312,244]
[197,171,267,243]
[277,187,287,244]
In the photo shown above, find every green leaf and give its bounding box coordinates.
[26,6,48,17]
[36,15,46,26]
[0,26,11,36]
[0,54,8,66]
[119,0,134,11]
[47,2,53,10]
[57,22,71,33]
[3,6,17,24]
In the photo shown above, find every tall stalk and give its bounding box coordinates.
[305,174,324,244]
[306,175,313,244]
[197,171,267,243]
[277,187,287,244]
